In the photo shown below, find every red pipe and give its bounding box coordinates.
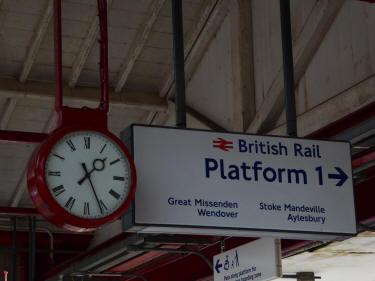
[53,0,63,114]
[98,0,109,113]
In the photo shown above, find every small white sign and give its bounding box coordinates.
[213,238,281,281]
[122,125,356,238]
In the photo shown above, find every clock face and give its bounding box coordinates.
[44,130,131,219]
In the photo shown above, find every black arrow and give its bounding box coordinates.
[215,259,223,274]
[328,167,348,187]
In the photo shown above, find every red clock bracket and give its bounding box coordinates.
[27,0,136,232]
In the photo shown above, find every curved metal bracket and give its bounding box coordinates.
[126,245,213,271]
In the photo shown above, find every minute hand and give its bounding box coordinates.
[81,163,103,214]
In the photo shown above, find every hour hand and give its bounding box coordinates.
[78,163,90,185]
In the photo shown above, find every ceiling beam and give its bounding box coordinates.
[68,0,113,88]
[19,0,53,83]
[114,0,166,93]
[151,0,231,127]
[0,98,18,129]
[246,0,344,134]
[269,74,375,137]
[159,0,225,98]
[0,78,167,112]
[231,0,255,132]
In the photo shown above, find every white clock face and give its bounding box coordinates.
[45,130,132,219]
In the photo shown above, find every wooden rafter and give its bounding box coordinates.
[0,98,18,130]
[231,0,255,132]
[114,0,166,93]
[0,78,167,112]
[159,0,221,98]
[269,74,375,137]
[246,0,344,134]
[19,0,53,83]
[151,0,231,128]
[166,100,225,131]
[68,0,113,88]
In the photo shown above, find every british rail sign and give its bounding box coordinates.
[121,125,356,239]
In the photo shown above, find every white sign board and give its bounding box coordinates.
[213,238,281,281]
[122,125,356,239]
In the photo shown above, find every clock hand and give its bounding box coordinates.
[77,158,107,185]
[81,163,103,214]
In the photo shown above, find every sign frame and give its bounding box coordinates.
[121,124,357,240]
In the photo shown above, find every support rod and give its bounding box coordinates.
[28,217,36,281]
[280,0,297,137]
[12,217,17,281]
[172,0,186,128]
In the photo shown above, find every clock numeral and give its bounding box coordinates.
[52,185,65,196]
[109,189,120,200]
[100,143,107,154]
[66,139,76,151]
[113,176,125,181]
[65,197,76,210]
[110,159,120,166]
[53,153,65,160]
[100,200,108,210]
[84,202,90,215]
[84,137,90,149]
[48,171,61,176]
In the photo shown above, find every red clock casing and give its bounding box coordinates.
[27,124,137,232]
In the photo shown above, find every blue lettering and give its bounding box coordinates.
[205,158,218,178]
[238,139,247,152]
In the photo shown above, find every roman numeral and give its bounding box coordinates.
[52,185,65,196]
[100,143,107,154]
[84,202,90,215]
[84,137,90,149]
[53,153,65,160]
[113,176,125,181]
[48,171,61,176]
[110,159,120,165]
[65,197,76,210]
[66,139,76,151]
[109,189,120,200]
[100,200,108,210]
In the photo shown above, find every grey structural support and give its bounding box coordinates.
[282,272,321,280]
[172,0,187,128]
[279,0,297,137]
[68,272,149,281]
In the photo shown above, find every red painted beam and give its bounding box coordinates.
[0,130,48,144]
[0,207,40,217]
[307,101,375,139]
